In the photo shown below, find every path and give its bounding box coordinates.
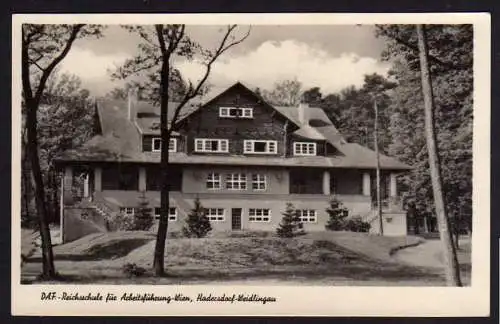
[393,239,443,268]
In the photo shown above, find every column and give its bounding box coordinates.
[63,166,73,205]
[362,172,371,196]
[139,166,147,192]
[322,170,331,195]
[83,173,90,198]
[390,173,397,197]
[94,167,102,192]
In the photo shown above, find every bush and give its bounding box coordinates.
[345,216,371,233]
[133,192,154,231]
[277,203,305,238]
[325,197,349,231]
[182,198,212,238]
[106,212,136,231]
[122,262,147,278]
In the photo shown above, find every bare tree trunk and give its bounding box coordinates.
[374,99,383,235]
[416,24,461,286]
[26,103,56,278]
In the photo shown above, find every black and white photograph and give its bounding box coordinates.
[12,13,490,316]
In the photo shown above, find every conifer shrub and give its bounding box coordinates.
[325,197,349,231]
[276,203,305,238]
[182,198,212,238]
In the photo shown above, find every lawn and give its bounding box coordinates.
[21,230,465,286]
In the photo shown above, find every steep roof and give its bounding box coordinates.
[56,83,411,170]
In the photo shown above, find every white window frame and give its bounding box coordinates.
[243,140,278,154]
[154,207,177,221]
[194,138,229,153]
[293,142,317,156]
[152,137,177,153]
[219,107,253,119]
[206,173,222,190]
[248,208,271,222]
[226,173,247,190]
[298,209,317,223]
[120,207,135,216]
[251,174,267,191]
[204,208,225,221]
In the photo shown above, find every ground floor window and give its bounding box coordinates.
[298,209,317,223]
[204,208,225,221]
[248,208,271,222]
[154,207,177,221]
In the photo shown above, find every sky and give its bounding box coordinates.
[59,25,390,97]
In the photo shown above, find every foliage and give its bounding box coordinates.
[376,25,473,233]
[133,192,154,231]
[106,211,136,232]
[276,203,305,238]
[182,198,212,238]
[324,198,349,231]
[122,262,147,278]
[261,78,303,106]
[344,216,371,233]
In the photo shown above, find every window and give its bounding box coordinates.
[120,207,135,216]
[243,140,278,154]
[204,208,225,221]
[206,173,222,190]
[252,174,267,191]
[154,207,177,221]
[226,173,247,190]
[298,209,317,223]
[102,165,139,191]
[152,138,177,153]
[219,107,253,118]
[194,138,229,153]
[294,142,317,156]
[248,208,271,222]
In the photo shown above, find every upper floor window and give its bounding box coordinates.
[298,209,317,223]
[293,142,317,156]
[154,207,177,221]
[244,140,277,154]
[195,138,229,153]
[226,173,247,190]
[152,137,177,153]
[206,172,222,190]
[219,107,253,119]
[251,174,267,191]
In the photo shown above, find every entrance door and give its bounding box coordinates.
[231,208,242,230]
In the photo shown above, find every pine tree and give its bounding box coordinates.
[277,203,305,238]
[133,192,153,231]
[325,197,349,231]
[182,198,212,238]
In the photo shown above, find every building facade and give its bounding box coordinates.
[56,82,411,242]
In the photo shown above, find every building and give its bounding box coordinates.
[56,82,411,242]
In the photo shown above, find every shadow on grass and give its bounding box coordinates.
[25,238,151,262]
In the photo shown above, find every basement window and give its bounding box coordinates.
[248,208,271,222]
[204,208,225,221]
[298,209,317,223]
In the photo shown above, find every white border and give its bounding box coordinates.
[11,13,490,317]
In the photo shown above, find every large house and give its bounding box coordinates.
[56,82,411,242]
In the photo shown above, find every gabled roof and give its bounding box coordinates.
[56,83,411,170]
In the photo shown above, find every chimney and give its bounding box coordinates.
[127,87,138,121]
[298,102,309,125]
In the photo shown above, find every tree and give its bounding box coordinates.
[133,192,154,231]
[21,24,102,278]
[113,24,250,276]
[262,78,303,106]
[324,197,349,231]
[416,25,462,286]
[182,198,212,238]
[276,203,305,238]
[302,87,323,106]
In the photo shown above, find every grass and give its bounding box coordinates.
[21,230,455,286]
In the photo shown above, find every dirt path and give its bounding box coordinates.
[392,239,443,268]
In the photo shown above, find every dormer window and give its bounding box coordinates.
[219,107,253,119]
[195,138,229,153]
[151,137,177,153]
[244,140,277,154]
[294,142,317,156]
